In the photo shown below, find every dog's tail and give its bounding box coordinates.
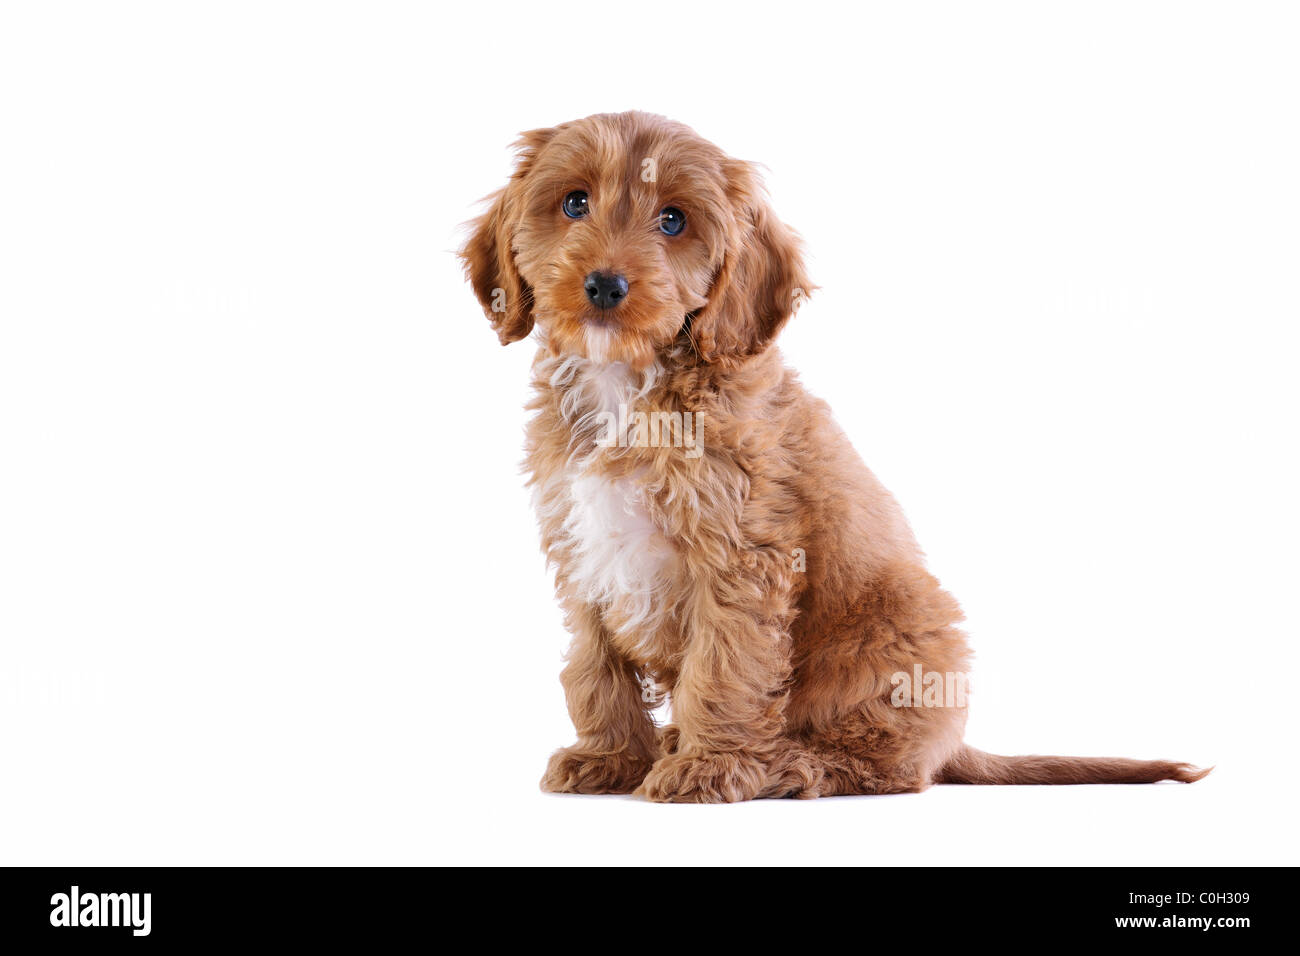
[935,744,1211,785]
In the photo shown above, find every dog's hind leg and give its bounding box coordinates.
[789,708,956,796]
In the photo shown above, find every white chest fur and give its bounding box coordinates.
[563,469,674,609]
[540,358,678,642]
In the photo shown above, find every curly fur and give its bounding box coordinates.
[461,111,1209,802]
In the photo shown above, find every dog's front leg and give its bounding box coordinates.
[540,603,659,794]
[637,561,798,803]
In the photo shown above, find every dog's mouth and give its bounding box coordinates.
[579,321,621,363]
[534,285,686,367]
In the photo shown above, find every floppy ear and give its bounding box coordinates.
[460,127,556,345]
[690,161,813,365]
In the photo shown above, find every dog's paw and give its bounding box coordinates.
[759,748,825,799]
[540,746,653,794]
[636,750,768,803]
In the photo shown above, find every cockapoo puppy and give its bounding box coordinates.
[462,111,1207,802]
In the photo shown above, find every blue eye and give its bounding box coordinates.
[563,191,589,218]
[659,207,686,236]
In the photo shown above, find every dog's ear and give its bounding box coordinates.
[460,127,557,345]
[690,160,813,365]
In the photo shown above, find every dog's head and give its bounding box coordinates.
[461,111,811,368]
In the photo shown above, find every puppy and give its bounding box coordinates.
[462,111,1207,802]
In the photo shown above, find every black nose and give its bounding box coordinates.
[584,271,629,310]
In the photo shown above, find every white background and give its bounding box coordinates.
[2,1,1297,866]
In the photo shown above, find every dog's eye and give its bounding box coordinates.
[562,191,590,219]
[659,207,686,236]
